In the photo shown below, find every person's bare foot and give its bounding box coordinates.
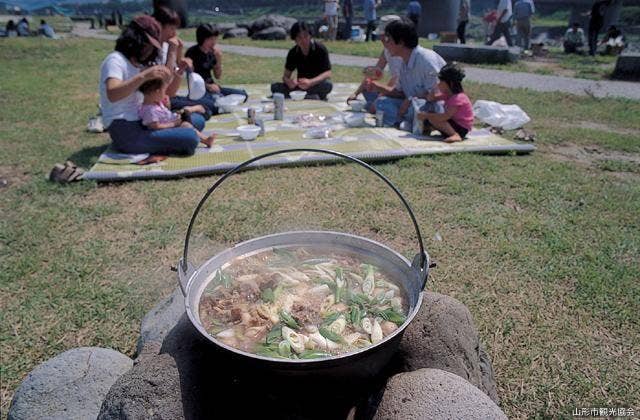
[201,134,216,148]
[444,133,463,143]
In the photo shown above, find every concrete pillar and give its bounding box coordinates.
[418,0,459,37]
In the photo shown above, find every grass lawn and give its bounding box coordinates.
[1,37,639,419]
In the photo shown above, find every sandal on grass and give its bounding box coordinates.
[49,161,85,183]
[515,128,536,142]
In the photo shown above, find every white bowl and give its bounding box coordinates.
[289,90,307,101]
[237,124,261,140]
[216,94,246,113]
[350,100,366,112]
[305,127,332,139]
[343,112,366,127]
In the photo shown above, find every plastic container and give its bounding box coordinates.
[236,125,261,140]
[290,91,307,101]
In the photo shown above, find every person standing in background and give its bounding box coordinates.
[407,0,422,28]
[513,0,535,49]
[363,0,378,41]
[324,0,339,41]
[587,0,611,56]
[343,0,353,40]
[486,0,513,46]
[457,0,470,44]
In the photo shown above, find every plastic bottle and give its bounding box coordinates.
[273,93,285,120]
[411,97,424,136]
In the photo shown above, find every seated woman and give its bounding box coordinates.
[99,16,202,156]
[151,7,214,122]
[601,25,625,55]
[347,22,402,113]
[172,24,248,115]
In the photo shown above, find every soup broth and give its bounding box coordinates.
[199,246,408,360]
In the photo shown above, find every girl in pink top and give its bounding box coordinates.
[139,78,216,147]
[418,63,474,143]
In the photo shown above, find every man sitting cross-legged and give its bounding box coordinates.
[367,18,446,129]
[271,21,333,100]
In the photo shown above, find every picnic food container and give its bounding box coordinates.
[176,148,431,383]
[349,99,366,112]
[289,90,307,101]
[216,94,245,113]
[343,112,366,127]
[236,124,261,141]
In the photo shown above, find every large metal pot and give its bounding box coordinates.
[177,149,431,384]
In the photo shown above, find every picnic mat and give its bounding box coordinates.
[84,83,535,181]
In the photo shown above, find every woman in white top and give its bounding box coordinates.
[347,21,402,113]
[99,16,202,155]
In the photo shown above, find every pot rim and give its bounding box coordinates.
[182,230,426,365]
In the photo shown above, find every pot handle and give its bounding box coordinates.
[180,148,430,291]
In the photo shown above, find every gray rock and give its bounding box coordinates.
[97,344,184,420]
[223,27,249,39]
[136,287,185,355]
[213,22,236,33]
[252,26,287,41]
[612,52,640,81]
[249,14,297,35]
[373,368,507,420]
[396,292,499,403]
[8,347,132,420]
[434,43,520,64]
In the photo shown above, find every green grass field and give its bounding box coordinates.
[0,37,639,419]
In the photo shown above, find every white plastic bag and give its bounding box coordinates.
[473,100,531,130]
[187,72,206,100]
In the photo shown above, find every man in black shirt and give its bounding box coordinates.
[588,0,611,56]
[271,21,333,100]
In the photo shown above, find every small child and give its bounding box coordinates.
[138,78,215,147]
[418,63,473,143]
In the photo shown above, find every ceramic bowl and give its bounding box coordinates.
[289,90,307,101]
[237,124,261,140]
[216,94,246,113]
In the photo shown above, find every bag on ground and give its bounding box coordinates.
[473,100,530,130]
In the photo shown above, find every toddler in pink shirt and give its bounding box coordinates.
[418,63,474,143]
[139,78,215,147]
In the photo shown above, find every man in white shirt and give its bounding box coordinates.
[367,18,446,128]
[486,0,513,47]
